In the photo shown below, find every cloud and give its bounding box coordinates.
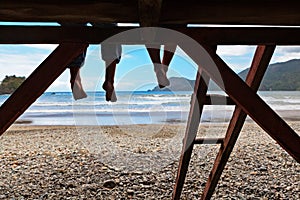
[0,52,49,80]
[0,46,58,89]
[217,45,255,56]
[271,46,300,63]
[275,46,300,54]
[21,44,58,51]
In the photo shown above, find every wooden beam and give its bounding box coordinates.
[2,26,300,45]
[194,137,224,145]
[161,1,300,25]
[0,0,138,23]
[0,25,127,44]
[204,95,235,105]
[138,0,162,26]
[179,27,300,45]
[180,44,300,163]
[0,43,88,135]
[1,1,300,25]
[201,45,276,199]
[172,68,210,200]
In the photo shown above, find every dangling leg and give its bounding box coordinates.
[70,67,87,100]
[162,44,176,68]
[102,60,117,102]
[146,44,170,88]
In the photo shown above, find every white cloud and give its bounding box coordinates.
[276,46,300,53]
[120,53,134,60]
[271,46,300,63]
[21,44,58,51]
[217,45,255,56]
[0,46,69,92]
[0,53,49,80]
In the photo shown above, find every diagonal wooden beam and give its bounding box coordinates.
[201,45,276,200]
[172,68,210,200]
[180,44,300,163]
[0,43,88,135]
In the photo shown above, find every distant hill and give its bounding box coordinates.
[150,77,195,91]
[150,59,300,91]
[0,75,25,94]
[239,59,300,91]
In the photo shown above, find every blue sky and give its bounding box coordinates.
[1,22,300,92]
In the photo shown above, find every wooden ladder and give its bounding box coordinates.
[172,45,276,200]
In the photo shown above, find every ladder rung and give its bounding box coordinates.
[194,137,224,144]
[205,94,235,105]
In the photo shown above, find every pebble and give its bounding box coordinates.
[103,180,117,189]
[0,124,299,199]
[127,189,134,196]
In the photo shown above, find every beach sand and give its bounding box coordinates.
[0,122,299,199]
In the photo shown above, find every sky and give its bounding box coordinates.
[1,22,300,92]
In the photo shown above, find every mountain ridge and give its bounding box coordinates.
[151,59,300,91]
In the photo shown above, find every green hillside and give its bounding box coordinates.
[151,59,300,91]
[239,59,300,91]
[0,75,25,94]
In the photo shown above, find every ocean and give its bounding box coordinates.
[0,91,300,126]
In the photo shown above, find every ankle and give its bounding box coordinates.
[102,81,114,90]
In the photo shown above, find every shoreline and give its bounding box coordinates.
[14,109,300,126]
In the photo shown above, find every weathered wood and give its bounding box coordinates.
[138,0,162,26]
[3,26,300,45]
[0,43,88,135]
[204,95,235,105]
[1,1,300,25]
[194,137,224,145]
[0,0,138,23]
[201,45,276,199]
[180,44,300,163]
[172,68,210,200]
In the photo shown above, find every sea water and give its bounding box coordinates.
[0,91,299,126]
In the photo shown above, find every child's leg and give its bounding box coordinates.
[102,60,117,102]
[70,67,87,100]
[146,45,170,88]
[162,44,176,67]
[145,44,161,64]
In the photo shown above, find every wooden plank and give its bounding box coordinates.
[138,0,162,26]
[1,1,300,25]
[172,68,210,200]
[180,44,300,163]
[179,27,300,45]
[0,0,138,23]
[204,95,235,105]
[161,1,300,25]
[0,25,127,44]
[0,43,88,135]
[201,45,276,199]
[194,137,224,145]
[3,26,300,45]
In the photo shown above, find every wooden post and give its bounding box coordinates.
[172,68,210,200]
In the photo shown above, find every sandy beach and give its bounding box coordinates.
[0,122,299,199]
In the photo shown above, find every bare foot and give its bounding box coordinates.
[71,79,87,100]
[154,64,170,88]
[102,81,117,102]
